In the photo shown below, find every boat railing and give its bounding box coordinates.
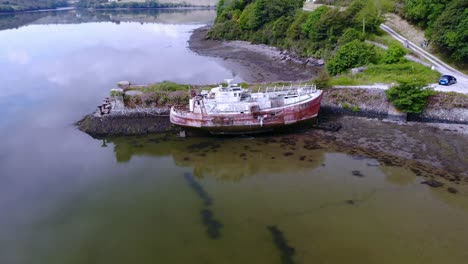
[260,84,317,97]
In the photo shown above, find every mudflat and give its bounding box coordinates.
[188,26,322,82]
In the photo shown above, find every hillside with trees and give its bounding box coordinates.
[397,0,467,64]
[0,0,68,12]
[210,0,467,71]
[210,0,385,58]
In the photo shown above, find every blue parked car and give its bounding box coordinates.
[439,75,457,85]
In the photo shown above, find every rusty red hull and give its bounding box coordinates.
[171,93,323,135]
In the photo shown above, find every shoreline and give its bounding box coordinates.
[0,7,74,15]
[188,26,322,83]
[81,6,215,11]
[78,26,468,137]
[0,6,214,15]
[77,85,468,138]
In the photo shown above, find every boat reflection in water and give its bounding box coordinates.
[107,134,325,181]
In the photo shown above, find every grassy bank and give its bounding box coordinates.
[114,80,468,117]
[329,62,440,86]
[117,81,192,108]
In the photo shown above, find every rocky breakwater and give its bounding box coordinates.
[408,92,468,124]
[320,88,405,121]
[321,87,468,124]
[77,81,183,138]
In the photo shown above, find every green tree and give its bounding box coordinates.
[430,0,468,63]
[302,5,329,40]
[402,0,448,29]
[239,2,257,30]
[217,0,225,17]
[326,40,377,75]
[386,78,436,113]
[383,43,407,64]
[338,28,365,45]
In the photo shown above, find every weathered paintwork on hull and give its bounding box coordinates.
[185,117,319,135]
[171,92,323,134]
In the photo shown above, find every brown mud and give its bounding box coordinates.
[188,26,322,82]
[295,116,468,186]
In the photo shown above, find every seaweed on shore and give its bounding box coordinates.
[267,225,296,264]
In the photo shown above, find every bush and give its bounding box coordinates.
[383,43,407,64]
[302,6,329,40]
[168,90,189,105]
[338,28,365,45]
[386,78,436,113]
[326,40,378,75]
[110,90,124,97]
[313,71,331,89]
[124,95,142,108]
[208,20,242,40]
[271,16,292,44]
[144,81,190,93]
[239,2,258,30]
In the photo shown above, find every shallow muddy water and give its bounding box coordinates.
[1,9,468,264]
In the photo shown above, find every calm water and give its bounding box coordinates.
[1,9,468,264]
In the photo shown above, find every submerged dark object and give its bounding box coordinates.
[201,209,223,239]
[352,170,364,177]
[267,225,296,264]
[311,122,342,132]
[183,172,213,206]
[421,179,444,188]
[447,187,458,194]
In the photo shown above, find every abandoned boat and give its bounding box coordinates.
[170,80,323,135]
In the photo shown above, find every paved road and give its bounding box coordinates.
[303,4,468,94]
[380,24,468,94]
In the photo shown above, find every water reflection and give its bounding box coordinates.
[107,134,325,181]
[0,9,235,128]
[0,8,215,30]
[381,165,417,186]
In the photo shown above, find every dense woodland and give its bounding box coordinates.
[0,0,68,12]
[397,0,467,64]
[210,0,388,70]
[210,0,467,67]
